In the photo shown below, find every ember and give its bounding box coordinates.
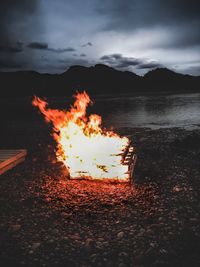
[32,91,135,181]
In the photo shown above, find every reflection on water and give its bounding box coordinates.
[1,93,200,129]
[92,93,200,129]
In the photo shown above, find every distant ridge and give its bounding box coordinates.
[0,64,199,96]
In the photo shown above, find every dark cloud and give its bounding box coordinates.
[98,0,200,30]
[100,53,141,68]
[98,0,200,49]
[116,59,141,68]
[80,53,86,57]
[100,53,161,70]
[137,62,163,69]
[0,0,39,44]
[0,0,38,13]
[27,42,76,53]
[0,42,23,53]
[166,25,200,49]
[48,47,76,53]
[81,42,93,47]
[0,0,40,70]
[101,54,122,61]
[27,42,48,50]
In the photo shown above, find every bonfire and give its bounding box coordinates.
[32,91,135,181]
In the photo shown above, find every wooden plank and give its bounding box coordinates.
[0,149,27,175]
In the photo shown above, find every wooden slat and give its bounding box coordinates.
[0,149,27,175]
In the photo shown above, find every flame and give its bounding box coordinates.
[32,91,132,181]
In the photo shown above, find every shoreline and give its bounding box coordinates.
[1,89,200,100]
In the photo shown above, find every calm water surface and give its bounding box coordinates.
[2,92,200,129]
[91,93,200,129]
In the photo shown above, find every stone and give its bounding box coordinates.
[11,224,21,232]
[85,238,94,247]
[117,231,124,239]
[31,242,41,250]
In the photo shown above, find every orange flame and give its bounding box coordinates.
[32,91,132,181]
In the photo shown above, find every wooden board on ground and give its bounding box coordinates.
[0,149,27,175]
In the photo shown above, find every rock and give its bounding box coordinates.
[190,218,198,223]
[172,186,181,192]
[31,242,41,250]
[146,229,154,235]
[52,229,59,234]
[145,247,154,256]
[70,234,81,240]
[160,248,167,255]
[11,224,21,232]
[61,212,70,217]
[47,239,54,244]
[119,252,128,257]
[85,238,94,247]
[90,254,97,258]
[117,231,124,239]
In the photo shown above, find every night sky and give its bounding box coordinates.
[0,0,200,75]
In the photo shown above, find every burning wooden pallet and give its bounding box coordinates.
[122,144,137,183]
[33,92,137,183]
[0,149,27,175]
[69,142,137,182]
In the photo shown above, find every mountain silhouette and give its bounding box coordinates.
[0,64,199,97]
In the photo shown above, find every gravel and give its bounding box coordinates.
[1,125,200,266]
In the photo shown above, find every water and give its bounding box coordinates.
[1,92,200,129]
[91,93,200,129]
